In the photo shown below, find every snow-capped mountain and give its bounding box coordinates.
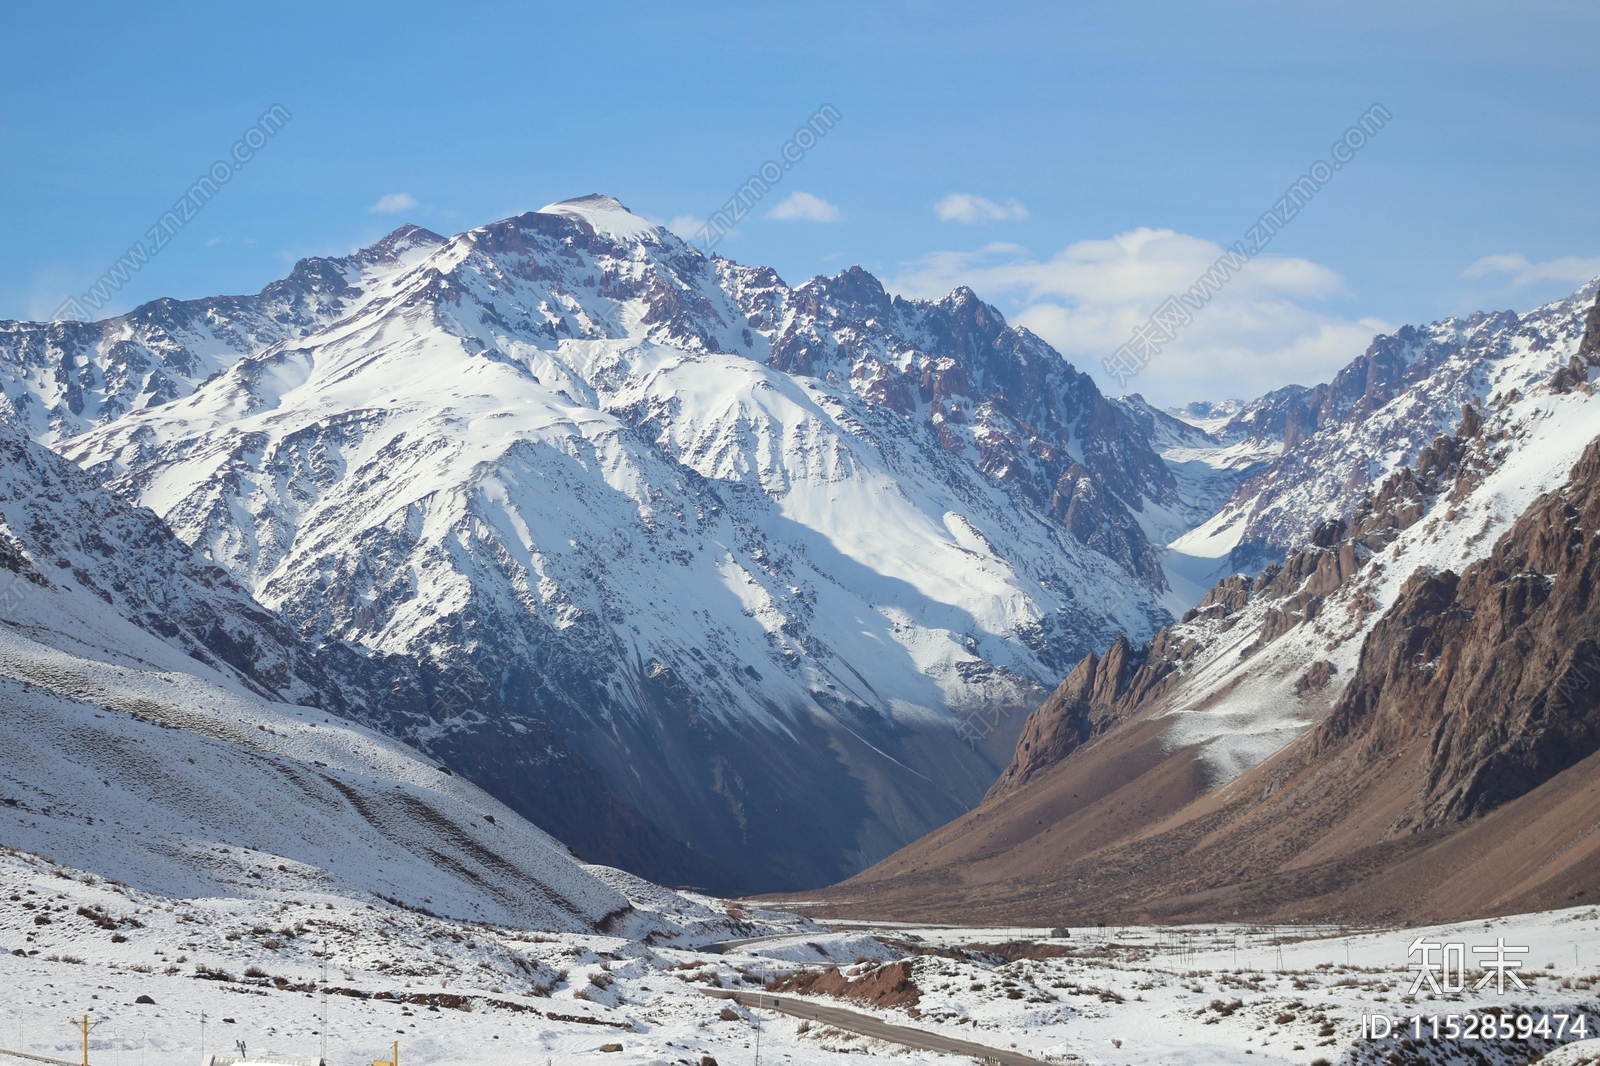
[1086,290,1600,797]
[5,196,1189,890]
[1172,283,1599,569]
[823,288,1600,924]
[0,226,444,443]
[0,402,740,894]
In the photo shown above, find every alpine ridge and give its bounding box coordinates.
[782,285,1600,923]
[3,196,1191,891]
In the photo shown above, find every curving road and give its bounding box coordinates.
[702,988,1051,1065]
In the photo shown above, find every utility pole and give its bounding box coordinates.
[69,1015,101,1066]
[753,962,764,1066]
[320,946,329,1064]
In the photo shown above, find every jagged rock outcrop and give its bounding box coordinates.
[1320,434,1600,831]
[1581,288,1600,365]
[986,634,1141,800]
[752,267,1176,587]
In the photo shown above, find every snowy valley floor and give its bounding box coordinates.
[5,851,1600,1066]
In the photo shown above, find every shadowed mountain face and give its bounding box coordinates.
[1,196,1193,891]
[778,288,1600,924]
[0,406,741,891]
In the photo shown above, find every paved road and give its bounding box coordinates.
[699,933,806,955]
[703,989,1050,1065]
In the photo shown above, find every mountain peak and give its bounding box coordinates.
[359,223,447,264]
[537,193,662,242]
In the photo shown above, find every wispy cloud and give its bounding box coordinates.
[891,228,1389,404]
[370,193,420,214]
[1463,252,1600,288]
[667,215,709,239]
[767,191,842,222]
[935,193,1029,224]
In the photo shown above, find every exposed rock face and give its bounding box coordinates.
[1292,659,1336,695]
[1581,289,1600,364]
[1321,434,1600,831]
[986,634,1141,800]
[1049,467,1164,584]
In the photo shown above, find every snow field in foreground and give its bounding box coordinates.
[6,848,1600,1066]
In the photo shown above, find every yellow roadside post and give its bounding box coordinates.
[69,1016,101,1066]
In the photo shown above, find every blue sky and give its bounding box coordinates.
[3,1,1597,404]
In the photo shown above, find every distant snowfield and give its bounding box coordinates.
[5,844,1600,1066]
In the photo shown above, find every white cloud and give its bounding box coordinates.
[890,228,1390,405]
[935,193,1029,224]
[667,215,708,239]
[370,193,420,214]
[1462,252,1600,288]
[767,192,842,223]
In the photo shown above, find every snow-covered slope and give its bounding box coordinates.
[0,405,757,932]
[1174,283,1599,567]
[32,196,1188,890]
[1140,356,1600,790]
[0,584,626,931]
[0,226,443,443]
